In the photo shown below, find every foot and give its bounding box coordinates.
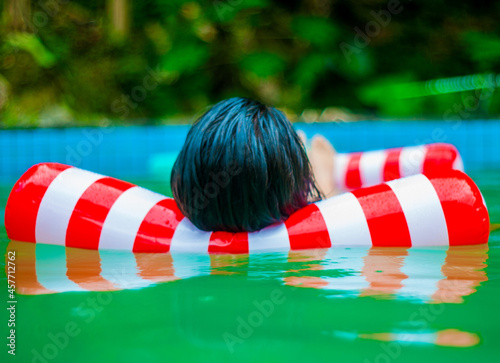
[308,135,337,198]
[297,130,307,149]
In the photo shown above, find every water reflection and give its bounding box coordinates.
[5,241,488,303]
[329,328,480,347]
[285,245,489,303]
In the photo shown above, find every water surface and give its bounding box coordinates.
[1,171,499,362]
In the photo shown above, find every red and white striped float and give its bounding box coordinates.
[335,143,464,191]
[5,163,488,253]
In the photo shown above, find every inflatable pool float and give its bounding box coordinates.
[149,143,463,191]
[334,143,463,191]
[5,163,488,253]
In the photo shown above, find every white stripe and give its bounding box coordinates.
[169,218,212,253]
[35,167,103,246]
[35,244,86,292]
[398,248,447,301]
[248,222,290,253]
[315,193,372,247]
[99,187,166,251]
[393,332,437,344]
[170,253,212,279]
[333,153,350,190]
[359,150,387,187]
[99,250,153,289]
[387,175,449,246]
[399,146,426,177]
[169,220,211,278]
[323,247,370,293]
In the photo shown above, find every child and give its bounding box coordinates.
[171,97,336,232]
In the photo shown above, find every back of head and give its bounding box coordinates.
[171,97,321,232]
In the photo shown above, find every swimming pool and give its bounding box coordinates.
[1,122,499,362]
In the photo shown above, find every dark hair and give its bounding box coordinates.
[171,97,322,232]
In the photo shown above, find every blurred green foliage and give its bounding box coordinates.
[0,0,499,127]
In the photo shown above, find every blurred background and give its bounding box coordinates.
[0,0,499,128]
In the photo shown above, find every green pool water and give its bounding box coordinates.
[1,171,499,363]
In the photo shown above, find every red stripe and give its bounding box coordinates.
[208,231,249,254]
[66,178,134,250]
[423,143,457,174]
[210,254,249,275]
[383,148,402,181]
[133,198,184,253]
[345,153,362,189]
[429,171,489,246]
[285,204,331,250]
[134,253,178,282]
[352,184,412,247]
[5,163,71,243]
[361,248,409,296]
[65,248,118,291]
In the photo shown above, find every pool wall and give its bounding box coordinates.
[1,120,499,184]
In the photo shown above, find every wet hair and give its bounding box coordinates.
[171,97,322,232]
